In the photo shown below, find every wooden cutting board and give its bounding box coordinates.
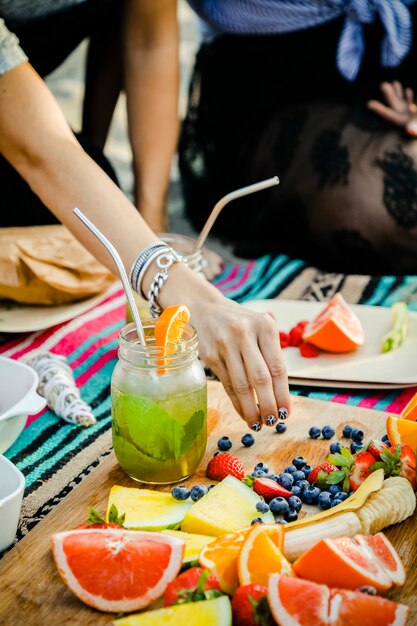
[0,381,416,626]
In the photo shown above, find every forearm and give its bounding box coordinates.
[123,0,179,227]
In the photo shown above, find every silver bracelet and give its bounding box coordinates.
[130,242,168,294]
[147,249,184,317]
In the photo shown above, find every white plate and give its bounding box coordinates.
[0,283,118,333]
[244,299,417,387]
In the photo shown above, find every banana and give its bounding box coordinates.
[357,477,415,534]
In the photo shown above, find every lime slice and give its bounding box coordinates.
[114,596,232,626]
[161,529,215,564]
[107,486,192,530]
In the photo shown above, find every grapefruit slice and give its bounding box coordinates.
[199,528,249,594]
[302,294,364,353]
[114,596,232,626]
[292,535,392,592]
[356,533,406,586]
[237,524,292,586]
[51,529,184,612]
[268,574,330,626]
[330,589,409,626]
[387,415,417,452]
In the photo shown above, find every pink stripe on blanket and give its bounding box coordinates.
[330,394,350,404]
[215,265,240,289]
[385,387,417,415]
[222,262,255,294]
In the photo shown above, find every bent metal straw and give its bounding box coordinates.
[194,176,280,253]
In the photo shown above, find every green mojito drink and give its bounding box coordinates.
[111,321,207,484]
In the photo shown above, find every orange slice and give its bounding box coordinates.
[154,304,190,347]
[302,294,365,353]
[237,523,292,586]
[293,534,396,592]
[199,528,249,595]
[387,415,417,452]
[51,529,184,612]
[399,391,417,421]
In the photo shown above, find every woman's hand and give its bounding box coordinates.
[367,81,417,136]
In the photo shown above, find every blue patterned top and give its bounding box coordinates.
[188,0,417,81]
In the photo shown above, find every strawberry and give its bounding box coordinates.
[75,523,123,530]
[252,477,292,501]
[372,444,417,490]
[75,505,125,529]
[367,439,389,459]
[296,320,309,331]
[164,567,222,607]
[308,462,339,487]
[279,331,290,348]
[289,325,304,347]
[299,342,320,358]
[348,451,377,491]
[206,453,245,481]
[232,584,274,626]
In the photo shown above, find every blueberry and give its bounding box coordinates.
[284,510,299,522]
[291,485,302,497]
[217,436,232,451]
[302,486,321,505]
[268,474,280,482]
[276,519,288,524]
[318,491,332,510]
[342,424,353,438]
[382,434,391,445]
[350,441,364,454]
[295,479,310,490]
[288,495,302,512]
[251,517,264,525]
[292,456,307,469]
[330,442,341,454]
[190,484,208,502]
[292,470,306,482]
[328,485,342,496]
[309,426,321,439]
[284,465,297,475]
[254,462,269,473]
[331,498,343,508]
[277,473,294,490]
[171,486,190,501]
[256,501,270,514]
[337,491,349,501]
[251,469,268,478]
[269,497,290,515]
[322,425,335,440]
[351,428,364,442]
[241,433,255,448]
[302,465,312,477]
[275,422,287,434]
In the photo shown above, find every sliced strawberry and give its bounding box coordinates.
[164,567,222,607]
[74,522,123,530]
[252,477,292,502]
[279,331,290,348]
[206,453,245,482]
[367,440,389,459]
[289,325,304,347]
[299,342,320,358]
[375,444,417,491]
[308,462,339,486]
[296,320,309,331]
[232,584,273,626]
[349,451,377,491]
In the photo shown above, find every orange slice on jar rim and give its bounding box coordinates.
[154,304,190,349]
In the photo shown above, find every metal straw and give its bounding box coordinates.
[73,207,146,345]
[193,176,280,252]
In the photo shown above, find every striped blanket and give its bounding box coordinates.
[2,254,417,548]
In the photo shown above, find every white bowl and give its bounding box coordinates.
[0,455,25,552]
[0,356,46,454]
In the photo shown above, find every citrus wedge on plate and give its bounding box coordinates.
[155,304,190,347]
[199,528,249,594]
[107,486,192,530]
[161,529,215,565]
[386,415,417,452]
[302,294,364,352]
[51,529,184,612]
[114,596,232,626]
[237,523,292,586]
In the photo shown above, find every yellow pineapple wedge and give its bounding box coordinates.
[181,476,274,536]
[114,596,232,626]
[161,529,215,565]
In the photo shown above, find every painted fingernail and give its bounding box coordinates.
[278,407,289,420]
[266,415,277,426]
[251,421,262,432]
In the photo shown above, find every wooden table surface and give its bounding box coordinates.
[0,381,416,625]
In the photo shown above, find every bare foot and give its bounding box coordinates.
[367,81,417,137]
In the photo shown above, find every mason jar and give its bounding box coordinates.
[111,320,207,484]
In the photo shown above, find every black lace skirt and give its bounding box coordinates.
[179,13,417,274]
